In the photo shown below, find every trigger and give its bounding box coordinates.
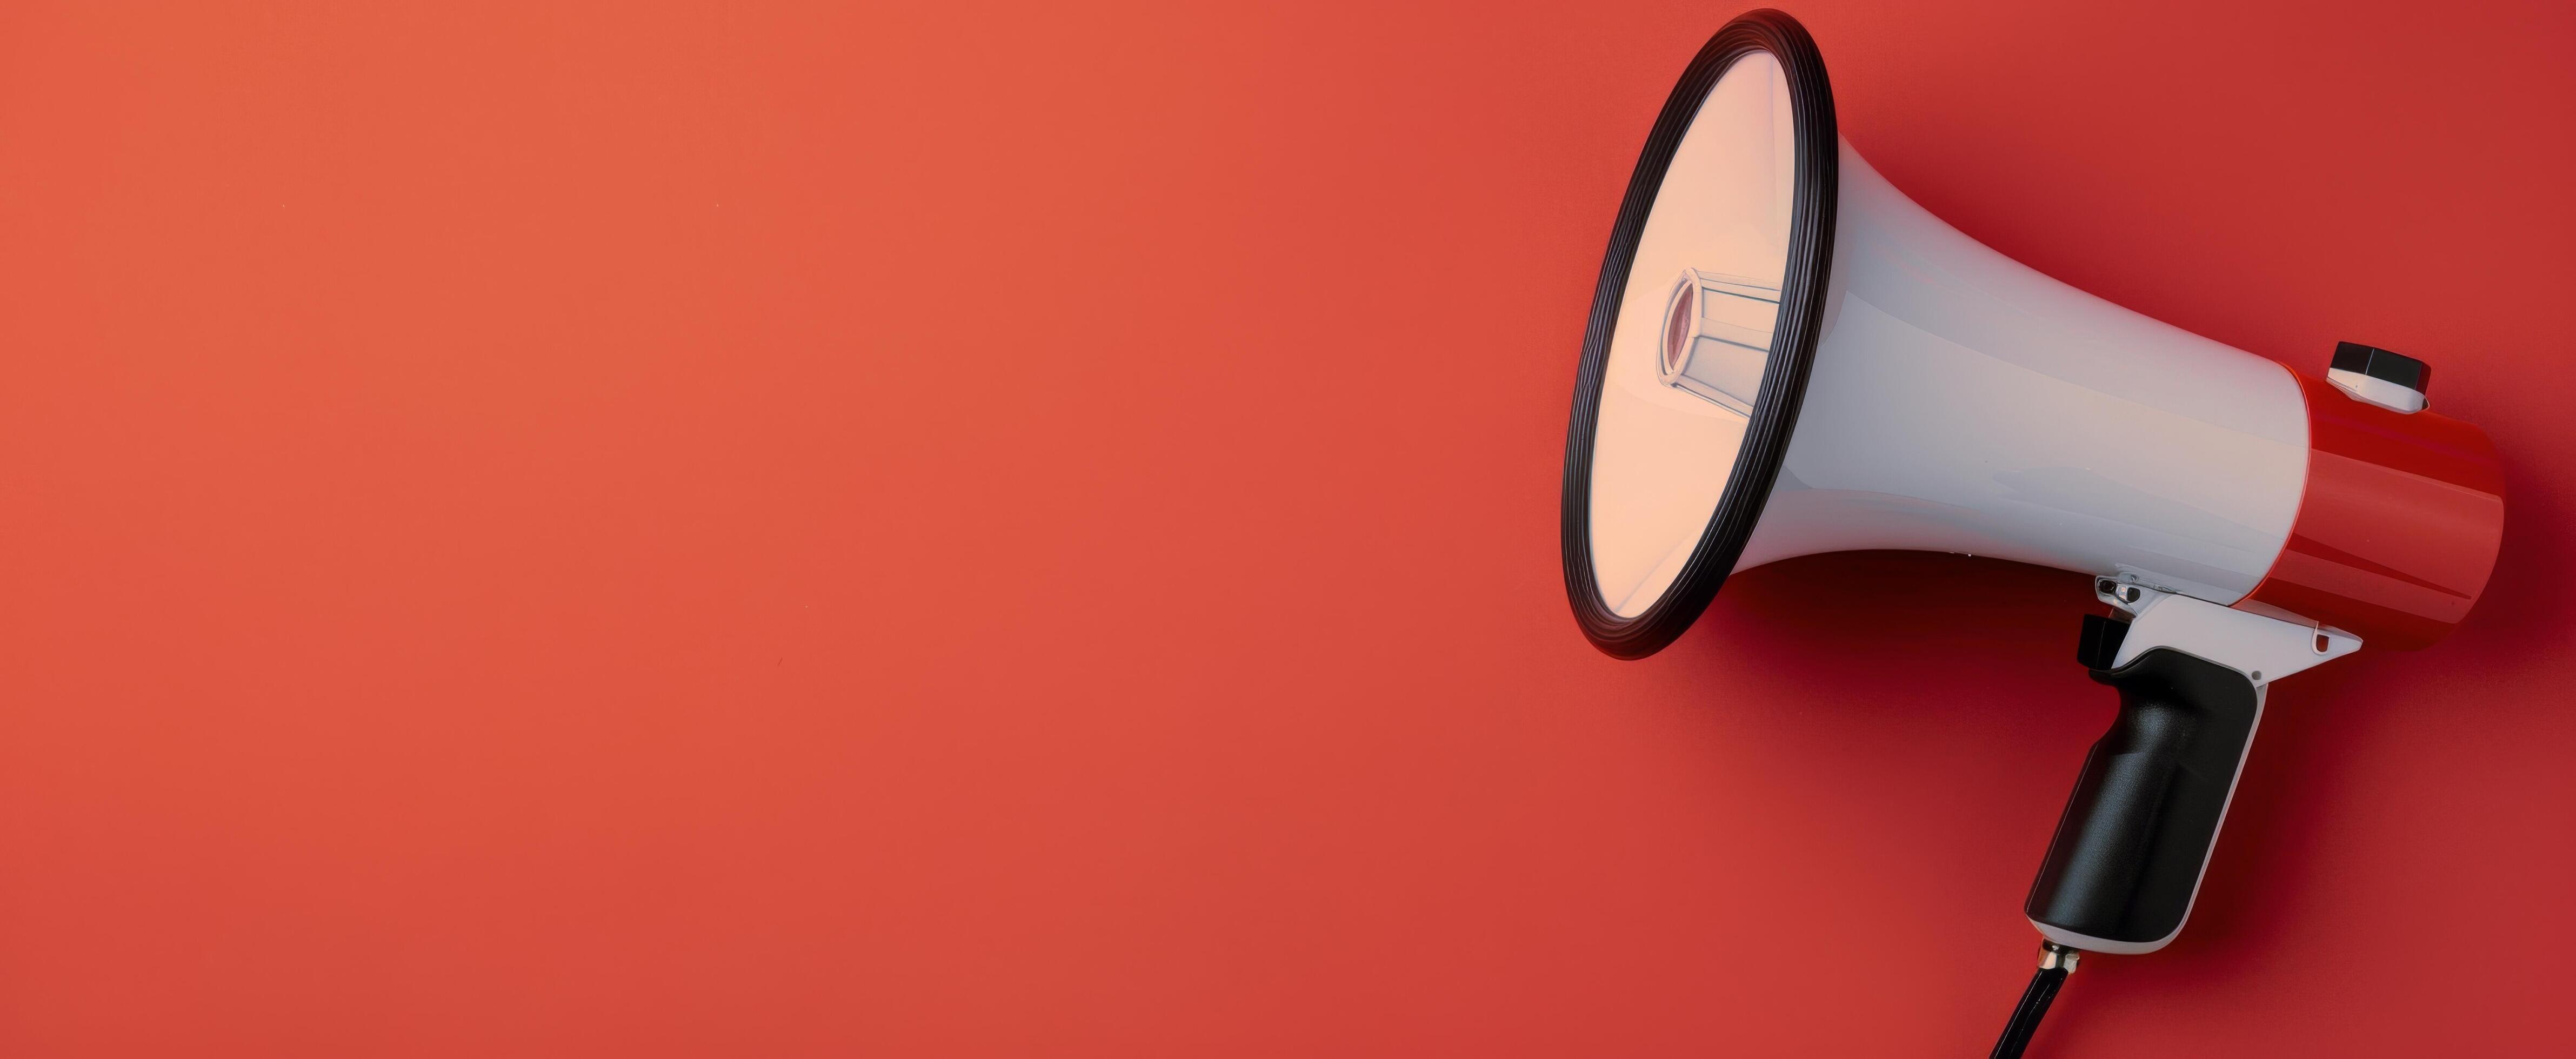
[2076,613,2130,673]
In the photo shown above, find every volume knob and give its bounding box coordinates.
[2326,341,2430,414]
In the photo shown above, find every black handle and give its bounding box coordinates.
[2025,632,2260,949]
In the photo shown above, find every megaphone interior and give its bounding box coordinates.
[1557,11,2506,1056]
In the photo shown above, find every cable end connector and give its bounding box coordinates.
[1992,941,2083,1059]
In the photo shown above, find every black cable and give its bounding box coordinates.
[1990,942,2079,1059]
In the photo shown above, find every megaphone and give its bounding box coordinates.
[1558,10,2505,1054]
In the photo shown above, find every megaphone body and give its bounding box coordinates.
[1746,140,2501,957]
[1559,10,2505,1048]
[1730,144,2500,657]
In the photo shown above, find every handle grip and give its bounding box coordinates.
[2025,636,2261,952]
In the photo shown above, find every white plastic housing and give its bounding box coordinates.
[1732,142,2310,605]
[2325,367,2427,413]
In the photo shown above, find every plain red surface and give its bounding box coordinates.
[2,1,2570,1055]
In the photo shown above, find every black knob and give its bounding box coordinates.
[2331,341,2430,394]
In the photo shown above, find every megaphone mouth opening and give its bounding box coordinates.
[1560,9,1839,660]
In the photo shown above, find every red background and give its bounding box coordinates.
[2,1,2570,1055]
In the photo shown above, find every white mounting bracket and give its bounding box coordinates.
[2094,579,2360,688]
